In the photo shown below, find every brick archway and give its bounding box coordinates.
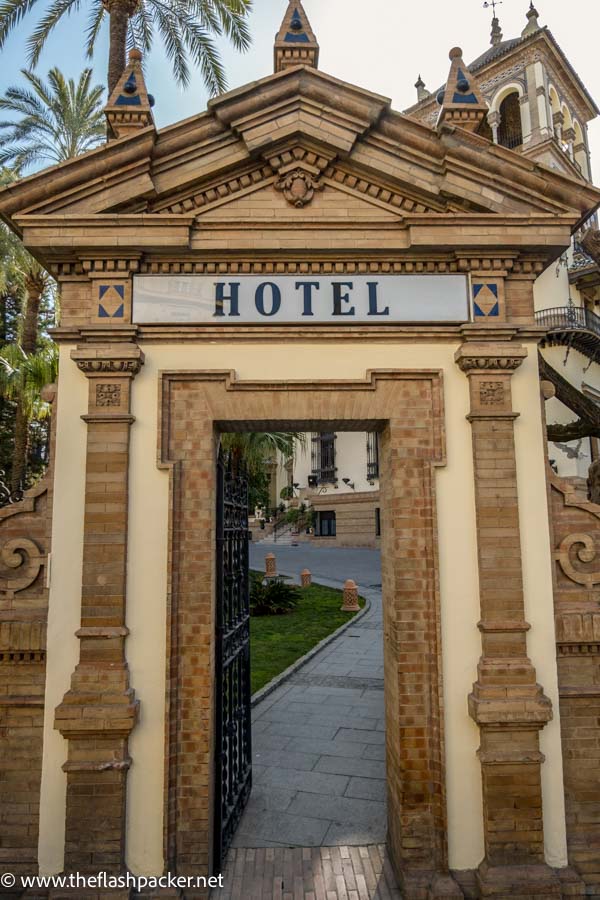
[158,369,449,895]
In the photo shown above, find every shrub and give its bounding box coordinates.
[285,507,301,525]
[250,573,300,616]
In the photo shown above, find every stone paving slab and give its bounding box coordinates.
[288,793,386,829]
[231,808,331,848]
[335,728,385,746]
[256,767,351,797]
[345,777,387,802]
[314,755,386,780]
[362,744,386,761]
[233,548,386,863]
[211,845,402,899]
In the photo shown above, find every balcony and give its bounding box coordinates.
[535,306,600,359]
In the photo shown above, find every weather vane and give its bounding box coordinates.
[483,0,503,15]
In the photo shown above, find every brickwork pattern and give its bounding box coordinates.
[0,472,51,876]
[54,347,143,875]
[456,344,560,897]
[549,474,600,896]
[309,492,380,549]
[159,370,453,897]
[212,845,401,899]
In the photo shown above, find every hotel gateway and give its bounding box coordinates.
[2,2,600,898]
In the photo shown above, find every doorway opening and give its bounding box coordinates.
[159,369,447,888]
[214,429,385,862]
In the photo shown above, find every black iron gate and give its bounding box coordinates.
[214,448,252,870]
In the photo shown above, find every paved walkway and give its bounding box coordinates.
[213,845,402,900]
[211,545,397,897]
[249,543,382,591]
[234,545,386,843]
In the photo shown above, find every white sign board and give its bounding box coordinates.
[133,274,470,324]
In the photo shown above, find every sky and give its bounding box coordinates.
[0,0,598,177]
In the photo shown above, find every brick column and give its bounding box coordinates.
[455,343,561,897]
[54,345,143,884]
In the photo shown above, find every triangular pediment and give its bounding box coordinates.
[1,63,599,254]
[190,177,410,225]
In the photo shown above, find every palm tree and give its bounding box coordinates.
[221,432,304,514]
[0,0,252,97]
[0,67,105,169]
[0,340,58,490]
[1,169,55,488]
[221,432,301,478]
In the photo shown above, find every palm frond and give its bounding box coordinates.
[146,0,192,88]
[183,15,226,96]
[205,0,252,52]
[0,343,58,418]
[128,1,154,56]
[85,0,105,59]
[0,0,40,49]
[25,0,82,68]
[0,66,105,169]
[221,432,303,479]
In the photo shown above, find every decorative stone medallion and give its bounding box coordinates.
[275,168,323,208]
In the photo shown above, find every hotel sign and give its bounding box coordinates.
[133,274,470,324]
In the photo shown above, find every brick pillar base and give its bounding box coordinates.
[54,346,143,879]
[456,343,560,897]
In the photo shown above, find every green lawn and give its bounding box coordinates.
[250,579,364,695]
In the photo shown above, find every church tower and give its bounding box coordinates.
[406,3,597,181]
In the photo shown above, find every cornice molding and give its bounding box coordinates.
[455,343,528,373]
[72,346,144,377]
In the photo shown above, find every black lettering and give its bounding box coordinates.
[255,282,282,317]
[332,282,355,316]
[213,282,240,317]
[367,282,389,316]
[295,281,320,316]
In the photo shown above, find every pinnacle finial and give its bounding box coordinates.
[415,74,429,102]
[522,1,541,36]
[483,0,503,44]
[490,16,503,45]
[274,2,319,73]
[104,48,155,141]
[436,46,489,135]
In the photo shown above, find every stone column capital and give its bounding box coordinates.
[455,343,527,375]
[71,344,144,378]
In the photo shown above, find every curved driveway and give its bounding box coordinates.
[249,542,381,589]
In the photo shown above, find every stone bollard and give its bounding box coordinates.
[265,553,277,578]
[341,579,360,612]
[301,569,312,588]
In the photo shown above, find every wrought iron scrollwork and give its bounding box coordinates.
[214,448,252,870]
[0,471,24,508]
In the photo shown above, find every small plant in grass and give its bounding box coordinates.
[250,573,300,616]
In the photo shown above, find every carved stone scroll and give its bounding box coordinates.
[556,532,600,587]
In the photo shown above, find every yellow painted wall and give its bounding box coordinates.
[513,349,568,867]
[38,345,87,875]
[39,339,567,875]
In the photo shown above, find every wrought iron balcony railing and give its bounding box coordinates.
[535,306,600,359]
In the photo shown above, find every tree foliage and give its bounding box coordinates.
[221,431,302,514]
[0,167,57,489]
[0,67,105,169]
[0,0,252,96]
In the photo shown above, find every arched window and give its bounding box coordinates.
[498,92,523,149]
[574,122,589,179]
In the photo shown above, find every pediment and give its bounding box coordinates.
[1,64,599,246]
[145,144,451,222]
[191,177,408,225]
[521,138,586,181]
